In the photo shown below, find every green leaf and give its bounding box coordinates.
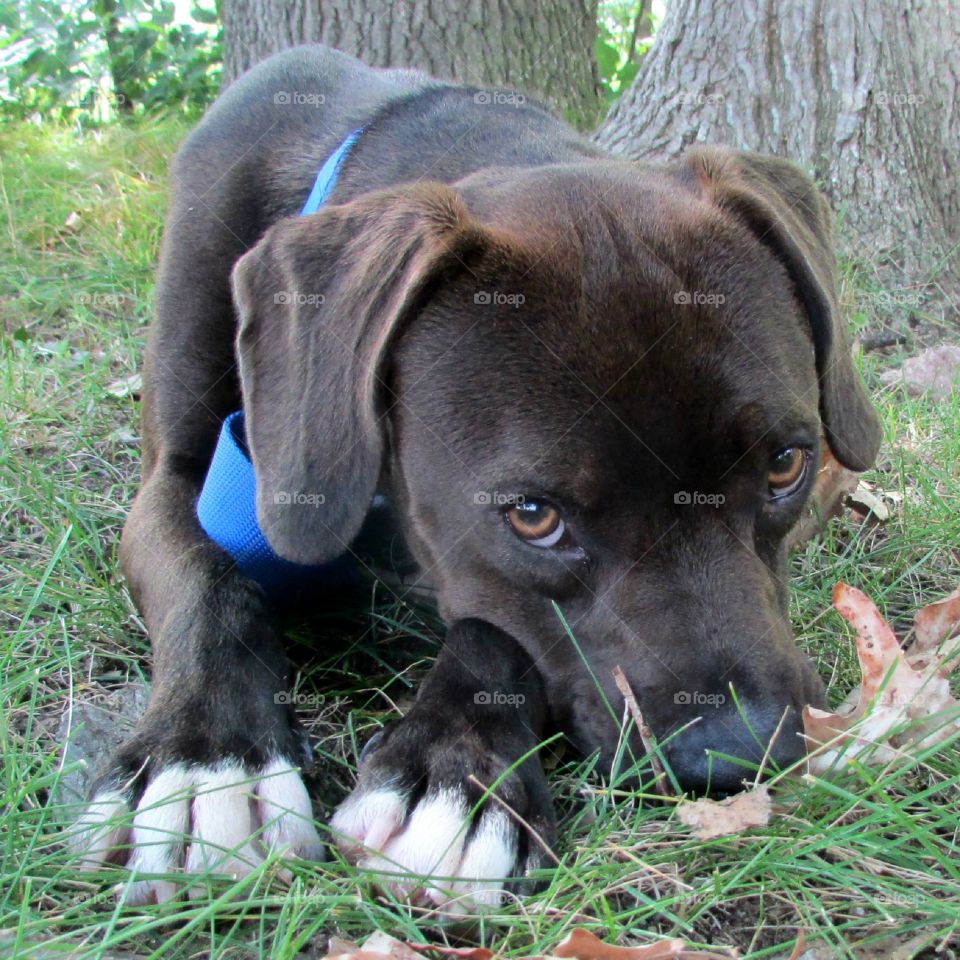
[617,59,639,90]
[594,37,620,82]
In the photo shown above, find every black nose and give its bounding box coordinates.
[663,701,806,795]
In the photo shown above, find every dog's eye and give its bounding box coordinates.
[768,447,809,498]
[505,501,565,547]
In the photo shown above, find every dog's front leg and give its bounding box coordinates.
[331,619,555,914]
[71,463,324,903]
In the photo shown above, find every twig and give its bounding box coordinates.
[613,665,668,795]
[752,703,791,788]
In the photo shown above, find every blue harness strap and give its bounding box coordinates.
[195,129,363,598]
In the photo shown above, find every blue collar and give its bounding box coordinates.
[195,129,364,598]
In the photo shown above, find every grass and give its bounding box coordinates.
[1,115,959,960]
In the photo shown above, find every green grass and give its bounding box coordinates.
[2,117,959,960]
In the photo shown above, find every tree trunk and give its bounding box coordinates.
[222,0,601,125]
[595,0,960,291]
[94,0,134,113]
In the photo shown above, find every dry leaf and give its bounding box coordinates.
[324,933,422,960]
[324,926,732,960]
[409,945,495,960]
[803,582,960,773]
[554,927,731,960]
[105,372,142,399]
[880,344,960,399]
[675,784,771,840]
[324,937,367,960]
[364,933,424,960]
[846,483,891,523]
[913,586,960,655]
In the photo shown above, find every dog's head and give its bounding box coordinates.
[233,148,880,793]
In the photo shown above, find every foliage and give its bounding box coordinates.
[596,0,663,102]
[0,0,221,122]
[0,0,661,123]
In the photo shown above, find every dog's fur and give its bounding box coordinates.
[75,45,880,909]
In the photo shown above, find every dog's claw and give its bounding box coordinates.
[330,785,407,857]
[73,789,131,871]
[72,758,324,903]
[332,785,519,914]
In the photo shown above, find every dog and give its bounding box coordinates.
[74,44,880,911]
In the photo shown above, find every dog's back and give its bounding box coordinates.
[177,44,600,223]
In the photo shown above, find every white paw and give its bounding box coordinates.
[72,758,324,905]
[330,786,517,914]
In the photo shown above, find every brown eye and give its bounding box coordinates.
[768,447,809,498]
[506,501,565,547]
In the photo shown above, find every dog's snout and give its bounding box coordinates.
[664,701,806,795]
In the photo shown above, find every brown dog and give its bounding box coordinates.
[74,44,880,911]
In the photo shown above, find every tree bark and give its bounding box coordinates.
[94,0,134,112]
[595,0,960,290]
[222,0,601,125]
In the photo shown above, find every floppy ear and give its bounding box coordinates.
[232,183,486,565]
[680,147,881,472]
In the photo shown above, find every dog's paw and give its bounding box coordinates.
[330,718,554,914]
[332,784,519,913]
[73,756,324,905]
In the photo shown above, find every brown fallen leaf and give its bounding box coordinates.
[675,784,771,840]
[554,927,731,960]
[803,582,960,773]
[324,926,732,960]
[845,482,894,523]
[325,934,425,960]
[409,944,495,960]
[912,585,960,657]
[880,344,960,399]
[326,937,358,956]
